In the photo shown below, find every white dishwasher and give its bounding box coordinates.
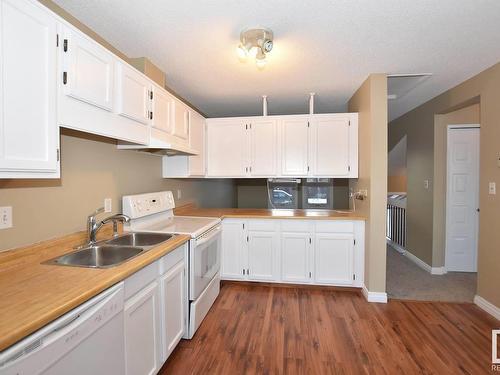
[0,282,125,375]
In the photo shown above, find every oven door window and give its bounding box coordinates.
[190,228,221,300]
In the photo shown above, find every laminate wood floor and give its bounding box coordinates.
[160,281,499,374]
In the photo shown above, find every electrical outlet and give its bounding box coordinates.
[489,182,496,195]
[177,189,182,199]
[0,207,13,229]
[104,198,112,213]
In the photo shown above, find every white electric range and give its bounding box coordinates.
[122,191,221,339]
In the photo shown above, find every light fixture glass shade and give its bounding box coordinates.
[237,45,248,60]
[255,57,267,69]
[248,46,259,58]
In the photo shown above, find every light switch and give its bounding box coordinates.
[489,182,496,195]
[0,207,13,229]
[424,180,430,189]
[177,189,182,199]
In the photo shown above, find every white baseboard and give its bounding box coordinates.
[403,250,447,275]
[387,240,406,254]
[430,266,447,275]
[362,285,388,303]
[474,295,500,320]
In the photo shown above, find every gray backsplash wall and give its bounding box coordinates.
[235,179,350,209]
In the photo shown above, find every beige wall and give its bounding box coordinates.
[0,131,235,251]
[432,104,480,267]
[348,74,388,293]
[389,62,500,308]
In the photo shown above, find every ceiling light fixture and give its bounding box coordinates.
[237,28,273,69]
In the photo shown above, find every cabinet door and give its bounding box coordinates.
[62,26,114,111]
[310,116,350,176]
[247,231,278,281]
[188,111,205,176]
[250,119,277,176]
[221,220,246,279]
[281,118,309,176]
[152,87,173,134]
[281,232,311,283]
[206,120,248,177]
[314,233,354,285]
[0,0,59,176]
[116,63,150,125]
[173,100,189,141]
[124,281,160,375]
[159,261,185,361]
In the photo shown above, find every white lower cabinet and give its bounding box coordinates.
[123,243,187,374]
[159,260,185,361]
[281,232,312,283]
[221,220,247,279]
[124,281,160,375]
[221,219,364,287]
[247,230,279,281]
[314,233,354,285]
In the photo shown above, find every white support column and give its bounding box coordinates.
[309,92,315,115]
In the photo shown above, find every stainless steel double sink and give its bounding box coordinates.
[44,232,174,269]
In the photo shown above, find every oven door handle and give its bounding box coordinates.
[195,225,222,246]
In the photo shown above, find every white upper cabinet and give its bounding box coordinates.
[0,0,59,178]
[281,117,310,176]
[206,119,248,177]
[314,233,354,285]
[151,85,173,136]
[188,110,205,176]
[172,100,190,142]
[116,62,151,125]
[61,26,114,112]
[249,119,277,176]
[310,115,350,176]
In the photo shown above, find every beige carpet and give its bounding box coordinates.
[386,245,477,302]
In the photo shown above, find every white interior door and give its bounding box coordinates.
[445,126,479,272]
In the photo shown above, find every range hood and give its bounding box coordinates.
[117,140,198,156]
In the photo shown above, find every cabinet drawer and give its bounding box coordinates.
[125,261,159,300]
[247,219,278,231]
[159,244,186,275]
[315,221,354,233]
[280,220,312,232]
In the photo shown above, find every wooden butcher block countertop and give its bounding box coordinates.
[174,206,367,221]
[0,225,190,352]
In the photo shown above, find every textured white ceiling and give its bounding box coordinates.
[53,0,500,120]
